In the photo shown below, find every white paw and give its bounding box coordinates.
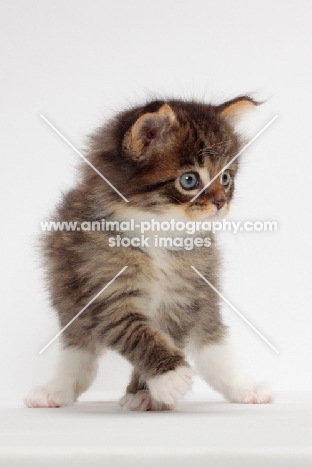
[147,366,193,405]
[119,391,174,411]
[24,386,75,408]
[226,381,274,404]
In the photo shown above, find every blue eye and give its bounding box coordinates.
[220,171,231,187]
[179,172,199,190]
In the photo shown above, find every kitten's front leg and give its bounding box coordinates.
[190,340,274,404]
[119,368,175,411]
[104,312,193,405]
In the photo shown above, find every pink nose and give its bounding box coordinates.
[212,198,226,210]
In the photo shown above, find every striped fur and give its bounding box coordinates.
[36,97,258,405]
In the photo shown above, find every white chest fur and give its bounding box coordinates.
[144,247,190,319]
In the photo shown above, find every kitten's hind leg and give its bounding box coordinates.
[119,369,174,411]
[24,346,100,408]
[190,340,274,404]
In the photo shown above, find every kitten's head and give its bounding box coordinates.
[88,97,258,221]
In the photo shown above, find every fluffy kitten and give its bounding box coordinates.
[25,97,274,410]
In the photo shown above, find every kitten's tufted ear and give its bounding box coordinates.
[217,96,259,126]
[123,104,178,161]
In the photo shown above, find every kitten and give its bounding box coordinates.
[25,97,274,410]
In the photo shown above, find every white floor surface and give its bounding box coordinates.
[1,392,311,468]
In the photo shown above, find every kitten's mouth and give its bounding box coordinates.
[202,209,219,221]
[202,202,229,221]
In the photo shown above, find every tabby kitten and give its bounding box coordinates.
[25,97,274,410]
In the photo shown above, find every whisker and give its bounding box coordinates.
[166,195,182,204]
[198,139,233,159]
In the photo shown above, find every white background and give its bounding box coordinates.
[1,0,311,404]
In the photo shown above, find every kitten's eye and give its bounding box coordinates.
[220,171,231,188]
[179,172,199,190]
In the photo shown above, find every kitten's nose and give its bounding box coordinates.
[212,198,226,210]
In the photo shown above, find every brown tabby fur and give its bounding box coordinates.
[43,96,257,392]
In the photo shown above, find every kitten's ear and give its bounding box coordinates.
[218,96,260,126]
[123,104,178,161]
